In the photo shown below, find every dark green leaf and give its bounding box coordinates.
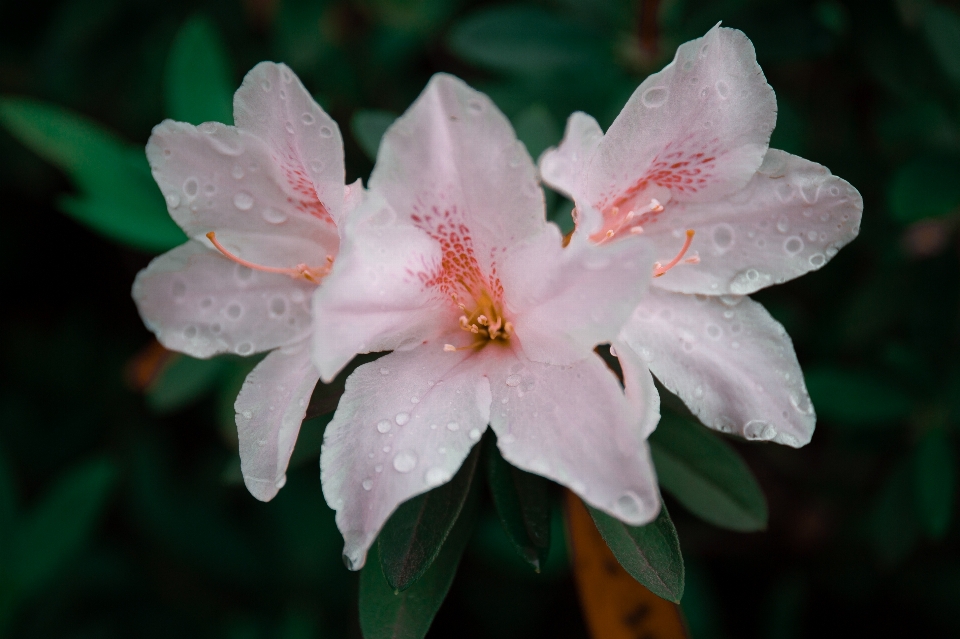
[888,154,960,224]
[485,439,551,570]
[868,459,919,565]
[511,104,560,162]
[360,479,479,639]
[650,413,768,532]
[805,366,913,427]
[923,4,960,85]
[351,109,398,162]
[447,6,604,75]
[913,429,956,539]
[587,501,684,603]
[146,353,228,413]
[0,98,185,252]
[165,15,234,125]
[11,457,118,598]
[378,444,480,591]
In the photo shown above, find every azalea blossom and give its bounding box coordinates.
[133,62,359,501]
[540,25,863,446]
[312,74,662,569]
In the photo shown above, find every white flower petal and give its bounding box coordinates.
[504,227,655,365]
[615,338,661,439]
[620,288,815,447]
[538,111,603,200]
[310,195,456,382]
[582,25,775,213]
[651,149,864,295]
[320,339,492,570]
[233,62,347,226]
[488,350,660,526]
[235,340,319,501]
[371,73,546,268]
[132,240,314,358]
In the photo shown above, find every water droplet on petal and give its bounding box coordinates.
[380,367,390,375]
[226,303,243,319]
[301,113,315,125]
[744,420,776,441]
[262,207,287,224]
[446,422,459,431]
[809,253,825,267]
[236,342,254,355]
[234,192,254,210]
[712,224,735,252]
[614,491,644,520]
[505,374,521,387]
[784,236,804,255]
[469,428,481,441]
[231,164,244,179]
[183,178,199,198]
[319,125,333,138]
[376,420,392,434]
[166,193,181,207]
[393,450,417,473]
[269,297,287,317]
[467,99,484,114]
[362,478,373,491]
[425,467,450,487]
[641,86,669,108]
[395,412,410,426]
[715,80,730,98]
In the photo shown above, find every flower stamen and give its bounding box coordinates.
[653,229,696,277]
[206,231,331,284]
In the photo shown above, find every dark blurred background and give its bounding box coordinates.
[2,0,960,637]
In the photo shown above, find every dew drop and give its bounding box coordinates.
[284,121,295,134]
[395,412,410,426]
[362,479,373,491]
[270,297,287,317]
[744,420,776,441]
[410,396,420,404]
[203,183,217,196]
[380,367,390,375]
[393,451,417,473]
[210,323,222,334]
[262,207,287,224]
[712,224,735,252]
[809,253,825,267]
[694,385,704,398]
[614,491,644,519]
[235,342,254,355]
[467,99,484,114]
[183,177,199,198]
[784,236,804,255]
[505,374,521,387]
[706,324,722,339]
[231,164,244,179]
[641,86,669,108]
[166,193,181,207]
[183,325,197,339]
[469,428,481,441]
[425,467,450,487]
[319,125,333,138]
[226,303,243,319]
[806,230,818,242]
[446,422,459,431]
[301,113,315,125]
[275,475,287,489]
[715,80,730,98]
[234,192,254,210]
[260,80,271,92]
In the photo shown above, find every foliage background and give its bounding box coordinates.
[2,0,960,636]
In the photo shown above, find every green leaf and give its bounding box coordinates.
[11,457,119,598]
[649,413,767,531]
[511,104,560,162]
[587,501,684,603]
[484,439,551,570]
[0,98,186,252]
[360,479,479,639]
[913,429,956,539]
[378,444,480,591]
[165,15,234,125]
[888,154,960,224]
[447,6,604,76]
[146,353,228,413]
[351,109,398,162]
[922,4,960,85]
[868,459,919,565]
[805,366,913,427]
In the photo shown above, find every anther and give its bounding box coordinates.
[653,229,696,277]
[477,315,489,326]
[206,232,329,284]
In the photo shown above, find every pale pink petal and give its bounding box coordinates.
[146,120,338,268]
[370,73,545,276]
[582,25,775,215]
[310,196,457,382]
[615,339,661,439]
[133,240,314,358]
[538,112,603,200]
[488,350,660,526]
[320,338,493,570]
[235,340,319,501]
[503,227,655,365]
[650,149,864,295]
[621,288,815,447]
[233,62,347,226]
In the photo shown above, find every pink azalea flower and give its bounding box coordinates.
[133,63,360,501]
[311,74,662,569]
[540,25,863,447]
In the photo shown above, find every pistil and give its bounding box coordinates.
[206,231,332,284]
[653,229,698,277]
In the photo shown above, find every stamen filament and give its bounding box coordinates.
[206,232,329,284]
[653,229,695,277]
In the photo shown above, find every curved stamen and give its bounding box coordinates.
[206,232,331,284]
[653,229,695,277]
